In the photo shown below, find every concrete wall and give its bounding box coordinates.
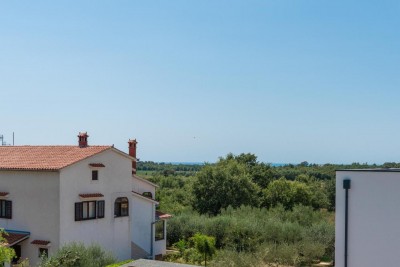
[59,149,132,261]
[133,177,156,196]
[0,170,60,266]
[336,170,400,267]
[131,195,155,259]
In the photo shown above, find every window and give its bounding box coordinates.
[155,220,165,241]
[0,200,12,219]
[92,170,98,181]
[75,200,104,221]
[114,197,129,217]
[142,192,153,199]
[97,200,105,218]
[39,248,48,258]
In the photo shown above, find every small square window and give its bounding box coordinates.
[92,170,98,181]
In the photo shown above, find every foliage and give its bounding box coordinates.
[210,248,267,267]
[150,174,195,214]
[190,233,216,266]
[192,158,260,215]
[0,229,16,264]
[105,259,133,267]
[38,242,116,267]
[167,206,335,266]
[263,178,313,210]
[137,161,203,177]
[226,153,276,188]
[141,154,400,266]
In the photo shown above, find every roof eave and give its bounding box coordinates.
[132,191,159,204]
[133,175,159,188]
[0,168,59,172]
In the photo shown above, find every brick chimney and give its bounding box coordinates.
[128,139,138,175]
[78,132,89,148]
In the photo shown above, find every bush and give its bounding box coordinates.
[168,205,335,266]
[38,242,116,267]
[210,249,266,267]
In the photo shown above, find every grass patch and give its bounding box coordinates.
[105,259,132,267]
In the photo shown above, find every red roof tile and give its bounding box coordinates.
[31,240,51,246]
[156,210,173,219]
[3,231,30,246]
[79,193,104,198]
[0,192,9,197]
[0,146,112,171]
[89,163,105,167]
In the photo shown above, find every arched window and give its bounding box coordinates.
[114,197,129,217]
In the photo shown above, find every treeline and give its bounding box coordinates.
[145,154,399,266]
[137,161,203,176]
[190,153,336,213]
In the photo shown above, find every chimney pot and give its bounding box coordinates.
[128,139,138,175]
[78,132,89,148]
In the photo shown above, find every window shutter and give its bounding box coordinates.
[75,202,83,221]
[5,201,12,219]
[114,201,119,217]
[97,200,105,218]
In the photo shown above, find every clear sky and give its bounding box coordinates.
[1,1,399,164]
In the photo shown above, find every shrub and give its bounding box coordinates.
[38,242,116,267]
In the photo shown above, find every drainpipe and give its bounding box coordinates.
[151,221,156,259]
[343,179,351,267]
[150,203,156,259]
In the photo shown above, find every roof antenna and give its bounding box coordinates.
[0,134,10,146]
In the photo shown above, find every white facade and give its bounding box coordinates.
[0,138,169,266]
[0,171,60,263]
[336,169,400,267]
[59,149,133,260]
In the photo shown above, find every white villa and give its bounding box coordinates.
[0,132,171,266]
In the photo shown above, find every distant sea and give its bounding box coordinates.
[159,162,289,167]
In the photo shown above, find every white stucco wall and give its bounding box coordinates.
[59,149,132,261]
[132,176,156,196]
[131,195,155,258]
[0,170,60,266]
[336,170,400,267]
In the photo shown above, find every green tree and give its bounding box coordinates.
[263,178,312,209]
[190,233,216,267]
[192,158,260,215]
[226,153,275,188]
[0,229,16,264]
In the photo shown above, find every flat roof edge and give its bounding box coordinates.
[337,168,400,172]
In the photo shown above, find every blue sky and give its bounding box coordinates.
[1,1,399,164]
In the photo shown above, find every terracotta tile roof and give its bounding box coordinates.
[0,146,112,171]
[31,240,51,246]
[79,193,104,198]
[156,210,173,219]
[0,192,9,197]
[89,163,105,167]
[3,230,30,246]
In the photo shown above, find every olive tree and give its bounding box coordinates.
[192,158,260,215]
